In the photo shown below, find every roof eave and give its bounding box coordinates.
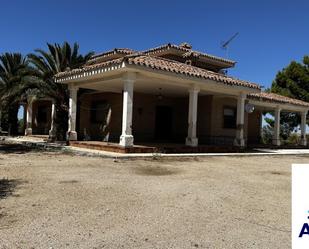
[124,62,260,93]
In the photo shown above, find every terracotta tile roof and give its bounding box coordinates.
[144,43,236,66]
[87,48,136,65]
[126,55,258,89]
[56,57,123,78]
[56,54,260,90]
[248,92,309,107]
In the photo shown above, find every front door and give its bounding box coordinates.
[155,106,173,140]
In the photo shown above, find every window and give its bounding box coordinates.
[223,107,236,129]
[90,101,109,123]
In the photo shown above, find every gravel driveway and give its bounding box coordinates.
[0,142,303,248]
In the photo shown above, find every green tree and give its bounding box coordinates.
[0,53,35,135]
[268,56,309,137]
[28,42,94,140]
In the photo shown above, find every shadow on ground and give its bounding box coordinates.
[0,142,39,154]
[133,166,181,176]
[0,179,24,199]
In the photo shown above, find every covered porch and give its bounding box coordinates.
[57,66,258,149]
[248,92,309,147]
[19,54,309,153]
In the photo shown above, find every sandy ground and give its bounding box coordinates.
[0,142,306,249]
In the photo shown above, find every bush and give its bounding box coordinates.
[261,125,273,144]
[284,133,300,145]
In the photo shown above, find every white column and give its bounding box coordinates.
[272,107,281,146]
[186,86,199,147]
[25,102,33,135]
[119,73,135,147]
[234,93,246,147]
[67,86,78,141]
[300,111,307,146]
[49,100,56,139]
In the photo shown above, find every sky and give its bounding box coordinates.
[1,0,309,89]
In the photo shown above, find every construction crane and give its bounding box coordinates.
[221,32,239,58]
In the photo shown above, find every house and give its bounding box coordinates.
[23,43,309,151]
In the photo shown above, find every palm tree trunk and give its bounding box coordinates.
[54,100,69,141]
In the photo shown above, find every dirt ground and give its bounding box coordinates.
[0,142,305,248]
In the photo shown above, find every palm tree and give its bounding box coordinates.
[29,42,94,140]
[0,53,35,135]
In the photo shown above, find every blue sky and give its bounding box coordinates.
[1,0,309,89]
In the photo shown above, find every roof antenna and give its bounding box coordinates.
[221,32,239,58]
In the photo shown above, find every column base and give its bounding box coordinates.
[272,139,281,146]
[25,128,32,136]
[300,139,307,146]
[233,138,245,147]
[66,131,77,141]
[186,137,198,147]
[119,135,134,147]
[49,129,56,141]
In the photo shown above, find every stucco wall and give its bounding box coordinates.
[78,92,188,142]
[206,96,256,145]
[247,110,262,144]
[197,95,213,142]
[77,92,261,145]
[78,92,122,141]
[210,96,237,143]
[132,93,187,142]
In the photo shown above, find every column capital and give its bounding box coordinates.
[122,72,136,82]
[275,105,281,112]
[68,84,79,91]
[188,85,200,93]
[239,92,247,99]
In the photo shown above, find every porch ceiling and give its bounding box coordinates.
[75,75,235,97]
[78,76,191,96]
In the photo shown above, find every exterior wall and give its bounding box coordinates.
[247,110,262,144]
[32,100,52,135]
[78,92,123,141]
[78,92,188,142]
[132,93,187,142]
[205,96,261,145]
[77,91,261,145]
[208,96,238,145]
[197,95,213,143]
